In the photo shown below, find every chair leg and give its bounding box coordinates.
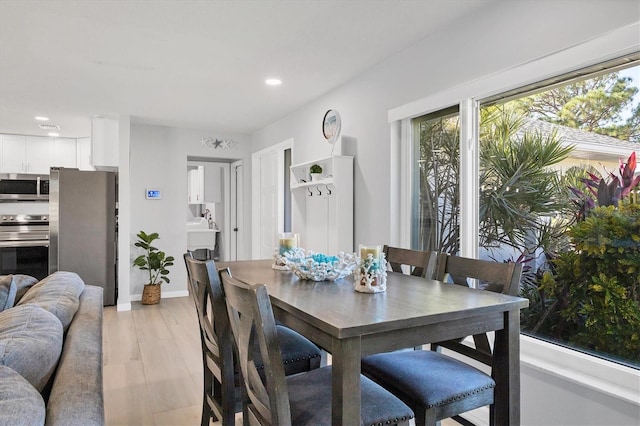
[415,407,438,426]
[202,369,215,425]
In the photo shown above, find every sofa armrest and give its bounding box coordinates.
[46,285,104,426]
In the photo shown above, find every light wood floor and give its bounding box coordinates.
[103,297,456,426]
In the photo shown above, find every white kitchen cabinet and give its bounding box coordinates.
[188,166,205,204]
[0,134,52,174]
[290,155,353,254]
[52,138,77,168]
[25,137,52,174]
[91,116,119,168]
[0,134,26,173]
[76,137,94,171]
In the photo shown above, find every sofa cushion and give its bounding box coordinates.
[0,365,46,425]
[17,271,85,329]
[13,274,39,304]
[0,304,64,391]
[0,275,16,312]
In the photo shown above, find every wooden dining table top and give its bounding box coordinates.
[218,259,528,340]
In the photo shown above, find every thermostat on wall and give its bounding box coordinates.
[145,189,162,200]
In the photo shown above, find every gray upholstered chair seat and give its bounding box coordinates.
[286,366,414,426]
[261,325,322,376]
[361,350,494,411]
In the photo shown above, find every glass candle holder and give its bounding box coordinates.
[278,232,299,256]
[359,244,382,271]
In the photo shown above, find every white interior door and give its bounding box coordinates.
[251,139,292,259]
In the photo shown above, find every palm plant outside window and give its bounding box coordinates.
[412,62,640,368]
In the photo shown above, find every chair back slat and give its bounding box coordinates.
[220,269,292,426]
[383,245,440,279]
[444,255,522,296]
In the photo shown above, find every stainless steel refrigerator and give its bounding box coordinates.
[48,168,117,305]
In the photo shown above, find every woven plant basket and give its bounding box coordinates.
[141,284,161,305]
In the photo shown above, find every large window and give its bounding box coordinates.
[412,61,640,368]
[412,107,460,254]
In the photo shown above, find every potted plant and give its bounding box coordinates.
[133,230,175,305]
[310,164,323,181]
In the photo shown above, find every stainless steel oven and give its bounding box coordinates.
[0,214,49,279]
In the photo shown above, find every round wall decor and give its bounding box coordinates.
[322,109,341,144]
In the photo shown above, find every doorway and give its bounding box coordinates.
[186,158,244,261]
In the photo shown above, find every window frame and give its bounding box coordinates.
[391,22,640,403]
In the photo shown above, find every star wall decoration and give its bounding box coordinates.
[201,136,236,149]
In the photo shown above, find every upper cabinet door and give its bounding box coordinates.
[76,137,94,171]
[0,134,27,173]
[25,136,52,174]
[52,138,77,168]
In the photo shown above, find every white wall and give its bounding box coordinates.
[128,123,251,299]
[249,1,640,425]
[251,0,640,249]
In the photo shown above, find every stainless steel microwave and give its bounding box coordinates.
[0,174,49,201]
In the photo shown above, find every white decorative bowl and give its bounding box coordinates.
[285,249,357,282]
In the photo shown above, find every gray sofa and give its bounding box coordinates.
[0,271,104,425]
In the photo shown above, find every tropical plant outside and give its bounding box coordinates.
[414,65,640,366]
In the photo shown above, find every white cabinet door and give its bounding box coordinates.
[76,137,94,171]
[188,166,204,204]
[25,136,52,174]
[53,138,77,168]
[91,116,119,168]
[1,134,26,173]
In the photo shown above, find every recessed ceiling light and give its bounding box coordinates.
[48,132,59,137]
[39,123,60,130]
[35,116,49,121]
[265,78,282,86]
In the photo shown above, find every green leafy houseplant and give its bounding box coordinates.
[310,164,322,174]
[133,231,175,285]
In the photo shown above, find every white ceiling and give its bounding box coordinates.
[0,0,495,139]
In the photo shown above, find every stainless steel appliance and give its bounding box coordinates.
[0,174,49,201]
[49,168,117,305]
[0,214,49,279]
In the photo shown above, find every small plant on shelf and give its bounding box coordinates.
[310,164,323,181]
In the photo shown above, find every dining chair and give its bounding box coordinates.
[183,254,323,426]
[383,245,444,280]
[361,255,523,426]
[219,269,415,426]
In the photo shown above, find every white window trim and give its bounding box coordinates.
[391,22,640,402]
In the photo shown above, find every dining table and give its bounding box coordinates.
[218,259,529,425]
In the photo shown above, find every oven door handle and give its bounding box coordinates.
[0,240,49,248]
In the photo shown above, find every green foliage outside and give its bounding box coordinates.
[416,67,640,366]
[516,72,640,142]
[526,203,640,363]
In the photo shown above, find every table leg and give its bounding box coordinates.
[492,309,521,425]
[331,336,361,425]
